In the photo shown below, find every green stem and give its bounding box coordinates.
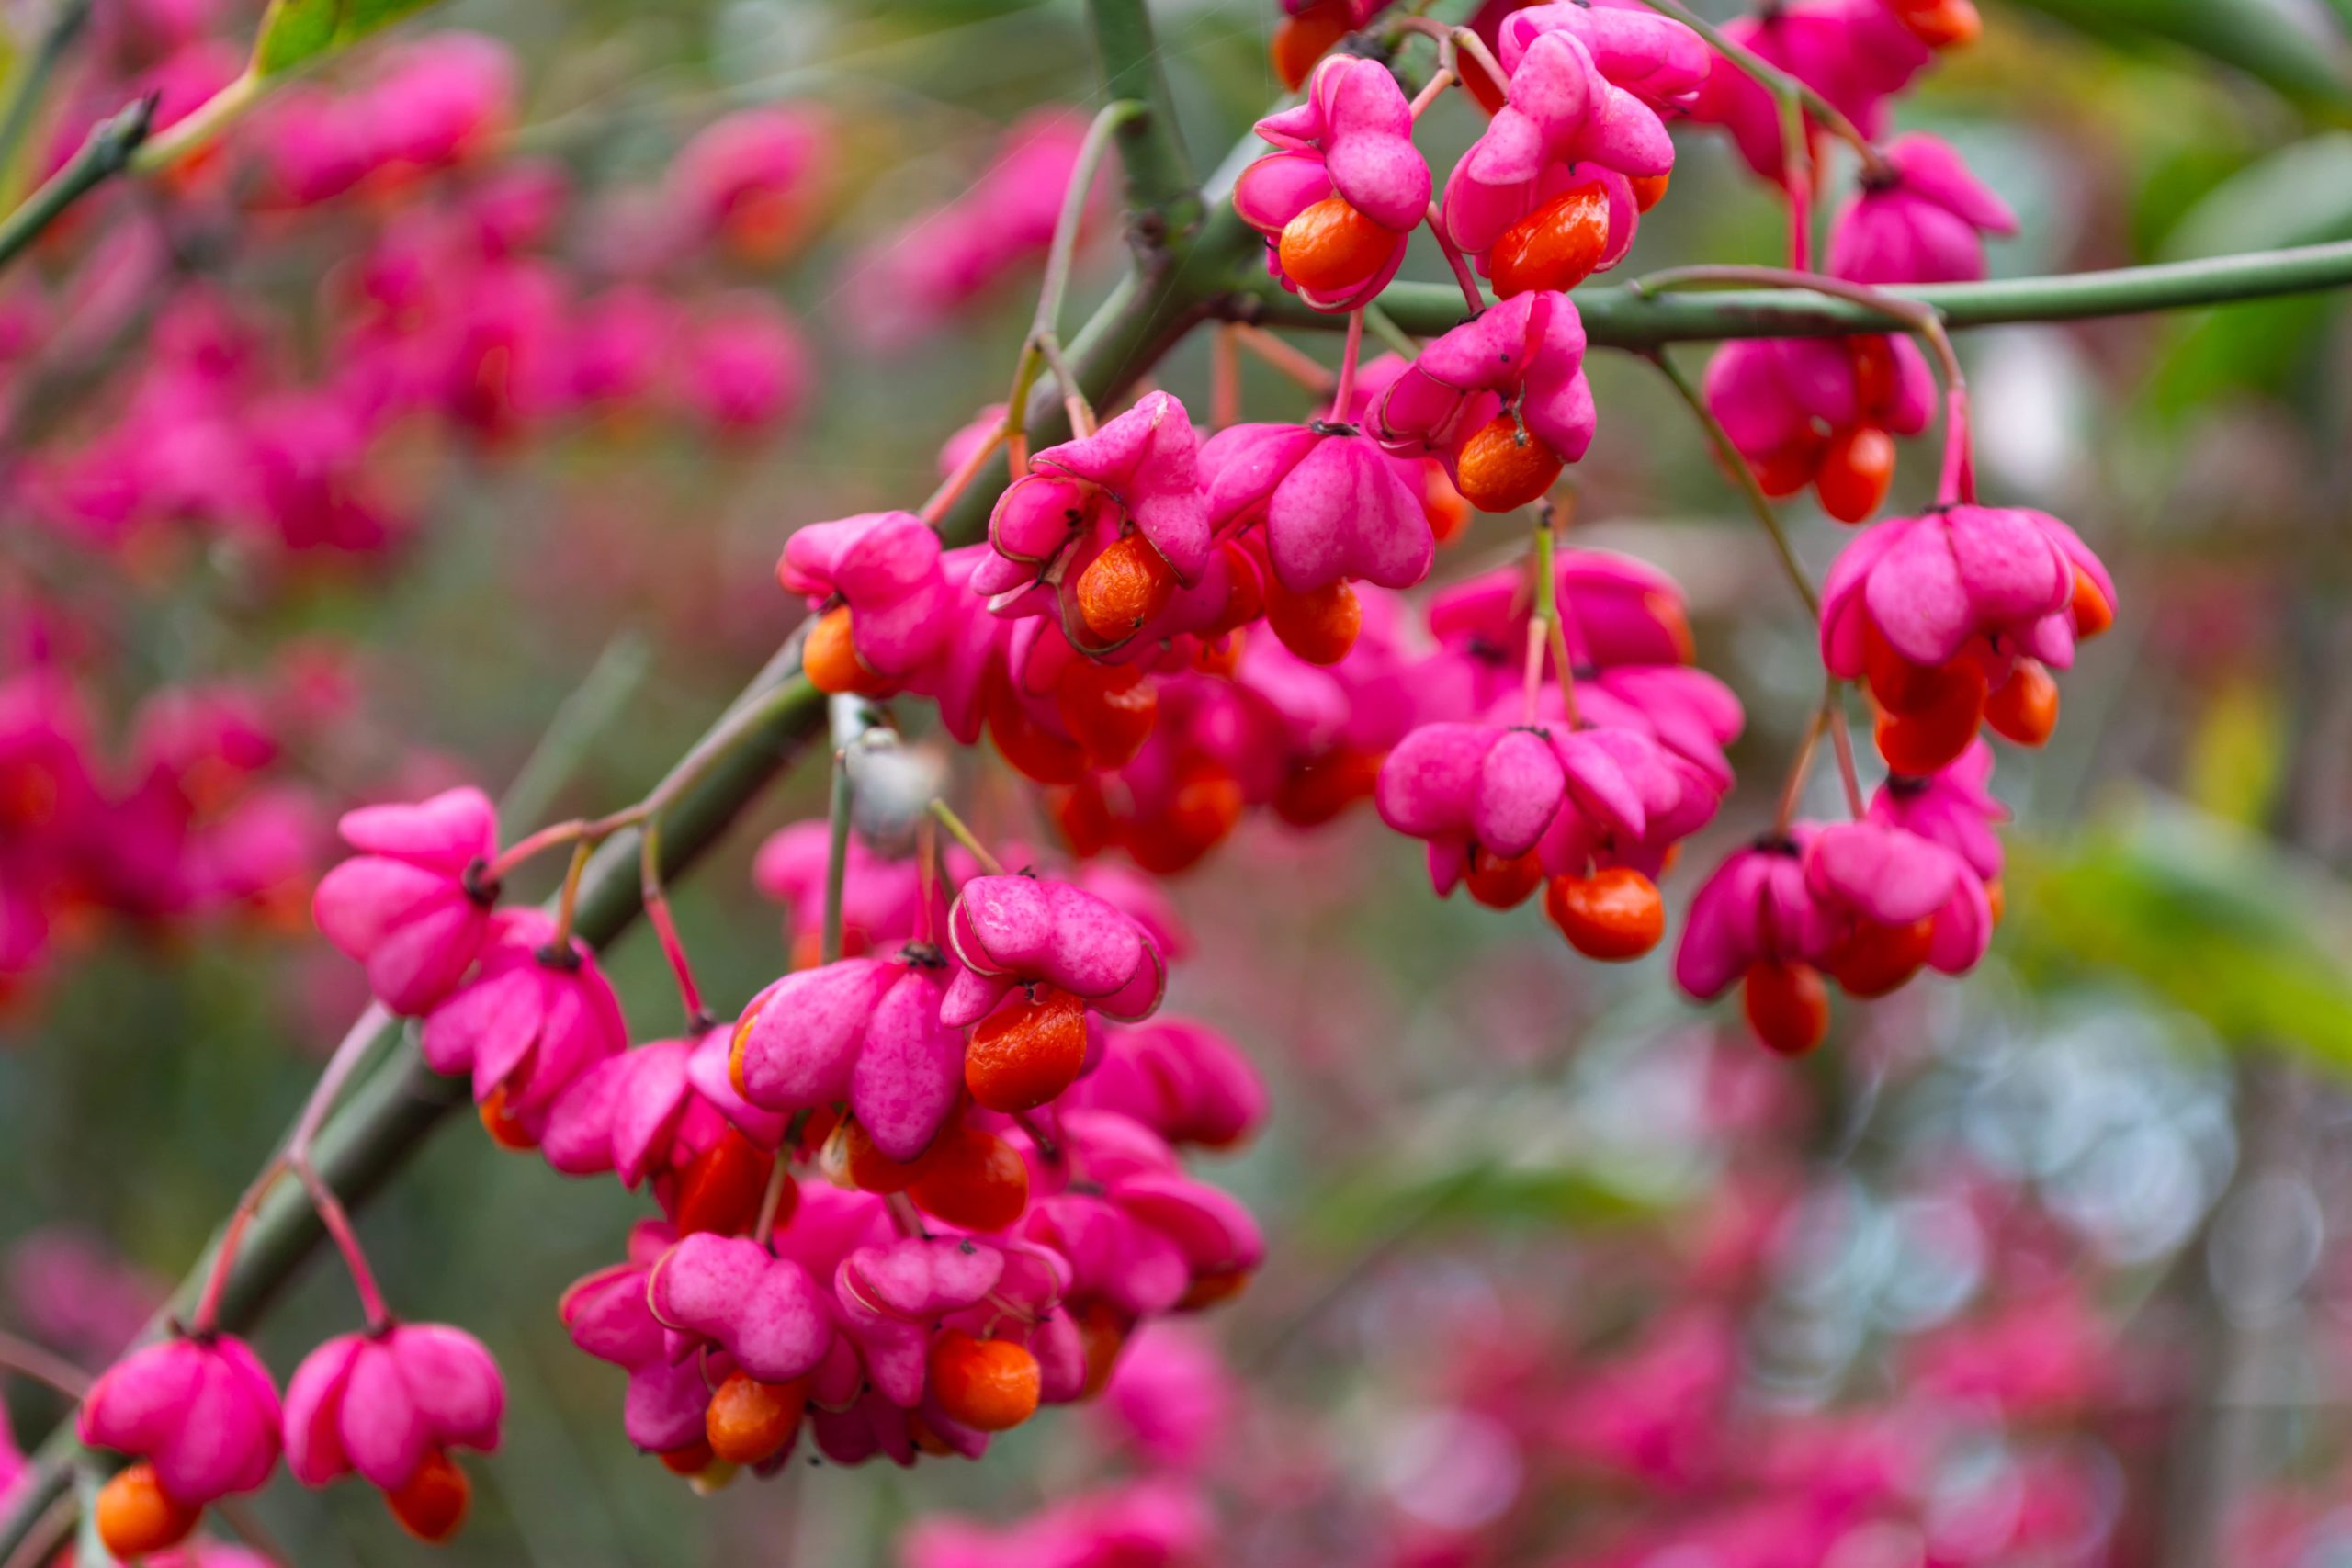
[1033,100,1144,346]
[0,0,92,202]
[0,94,151,275]
[1633,0,1885,179]
[823,727,853,968]
[1083,0,1198,243]
[123,66,260,176]
[1238,239,2352,345]
[1646,346,1820,620]
[928,800,1006,876]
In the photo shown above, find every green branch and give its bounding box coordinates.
[1085,0,1199,247]
[0,94,152,275]
[1230,238,2352,345]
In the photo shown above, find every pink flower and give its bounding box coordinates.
[1674,834,1838,1003]
[1804,817,1991,988]
[752,820,958,965]
[1064,1016,1266,1150]
[1440,29,1677,270]
[80,1334,283,1507]
[560,1223,712,1453]
[365,33,516,174]
[1022,1111,1264,1319]
[542,1027,787,1183]
[283,1324,503,1491]
[1820,504,2115,739]
[778,511,956,685]
[941,874,1168,1028]
[648,1232,835,1386]
[418,908,628,1140]
[1094,1324,1236,1471]
[847,109,1097,351]
[1494,3,1712,111]
[1371,290,1596,509]
[905,1480,1213,1568]
[676,292,811,439]
[1690,1,1933,182]
[1201,422,1431,593]
[978,390,1214,639]
[731,953,963,1162]
[672,106,830,264]
[1376,718,1716,894]
[1870,739,2006,881]
[1233,56,1430,312]
[1702,333,1935,517]
[311,786,498,1016]
[1828,133,2017,286]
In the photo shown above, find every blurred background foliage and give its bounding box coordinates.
[11,0,2352,1562]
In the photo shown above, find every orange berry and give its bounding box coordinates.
[908,1122,1030,1232]
[1264,576,1361,666]
[1056,660,1159,768]
[706,1371,808,1465]
[1078,1301,1130,1399]
[658,1438,716,1475]
[1073,534,1178,646]
[1464,845,1544,908]
[988,679,1089,786]
[1487,182,1612,299]
[387,1449,471,1543]
[1985,879,2005,926]
[1272,748,1385,828]
[1984,660,2058,748]
[673,1127,776,1238]
[1270,0,1352,89]
[477,1084,537,1152]
[1748,432,1826,499]
[1743,961,1830,1056]
[1814,425,1894,524]
[1205,539,1266,637]
[1849,335,1898,413]
[1454,415,1564,513]
[1894,0,1980,47]
[802,605,888,696]
[1828,918,1934,999]
[1421,463,1473,544]
[1178,1269,1252,1310]
[1165,758,1246,855]
[1861,620,1943,716]
[1874,660,1987,775]
[929,1331,1042,1433]
[1277,195,1396,299]
[1628,172,1670,212]
[1192,632,1245,679]
[96,1462,199,1560]
[827,1117,924,1194]
[1047,777,1116,858]
[2069,566,2113,639]
[1544,868,1665,960]
[967,986,1090,1112]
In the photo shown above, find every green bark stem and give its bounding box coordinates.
[1229,238,2352,345]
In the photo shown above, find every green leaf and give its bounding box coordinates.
[2008,796,2352,1068]
[1305,1154,1664,1248]
[2163,133,2352,259]
[252,0,439,76]
[1997,0,2352,108]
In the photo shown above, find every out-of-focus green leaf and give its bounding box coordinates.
[2163,133,2352,259]
[2184,672,2288,827]
[1998,0,2352,107]
[1306,1156,1664,1248]
[252,0,438,76]
[2009,796,2352,1066]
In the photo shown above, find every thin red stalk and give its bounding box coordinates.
[1774,705,1827,835]
[1426,202,1486,314]
[920,423,1008,525]
[640,820,706,1028]
[1330,309,1366,418]
[1211,325,1240,428]
[291,1162,390,1332]
[1232,323,1334,395]
[1826,687,1866,818]
[1408,66,1455,119]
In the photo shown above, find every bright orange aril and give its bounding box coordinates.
[1277,196,1396,299]
[802,605,889,696]
[966,985,1090,1112]
[1743,961,1830,1056]
[477,1084,538,1152]
[1464,845,1544,908]
[1815,424,1894,524]
[908,1123,1030,1232]
[1873,660,1988,775]
[1055,660,1159,768]
[1629,172,1670,212]
[1487,182,1612,298]
[1829,918,1935,998]
[1270,0,1353,90]
[1454,416,1564,513]
[1264,576,1362,666]
[1073,533,1178,645]
[386,1450,471,1543]
[2069,566,2114,639]
[96,1462,200,1560]
[705,1371,808,1465]
[1984,660,2059,747]
[929,1332,1042,1432]
[673,1126,775,1238]
[1545,868,1665,960]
